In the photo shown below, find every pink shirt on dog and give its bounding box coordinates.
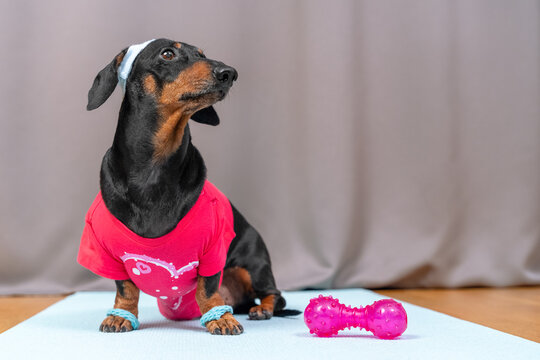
[77,180,235,320]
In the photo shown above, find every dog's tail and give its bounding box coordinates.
[273,293,302,317]
[273,309,302,317]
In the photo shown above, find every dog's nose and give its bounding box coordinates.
[214,66,238,84]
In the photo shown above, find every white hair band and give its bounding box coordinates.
[117,39,156,91]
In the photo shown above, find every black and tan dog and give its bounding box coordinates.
[82,38,287,335]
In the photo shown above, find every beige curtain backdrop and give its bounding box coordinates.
[0,0,539,294]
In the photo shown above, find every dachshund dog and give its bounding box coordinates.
[78,38,287,335]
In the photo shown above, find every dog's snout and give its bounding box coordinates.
[214,66,238,84]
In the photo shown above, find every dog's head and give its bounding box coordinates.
[87,38,237,161]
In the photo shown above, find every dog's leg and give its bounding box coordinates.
[246,266,286,320]
[195,273,244,335]
[100,280,140,332]
[219,267,256,311]
[220,266,284,320]
[226,204,286,320]
[249,294,280,320]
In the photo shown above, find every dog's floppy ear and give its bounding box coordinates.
[87,48,128,111]
[191,106,220,126]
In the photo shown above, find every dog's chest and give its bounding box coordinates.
[79,181,235,304]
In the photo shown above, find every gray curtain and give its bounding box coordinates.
[1,0,539,294]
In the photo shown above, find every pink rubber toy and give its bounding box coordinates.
[304,295,407,339]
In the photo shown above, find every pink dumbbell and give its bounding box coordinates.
[304,295,407,339]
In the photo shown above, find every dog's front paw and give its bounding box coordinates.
[99,315,134,333]
[205,313,244,335]
[248,305,273,320]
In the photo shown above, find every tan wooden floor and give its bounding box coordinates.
[377,287,540,342]
[0,287,538,342]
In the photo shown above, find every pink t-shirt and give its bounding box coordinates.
[78,180,235,320]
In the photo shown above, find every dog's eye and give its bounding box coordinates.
[161,50,175,61]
